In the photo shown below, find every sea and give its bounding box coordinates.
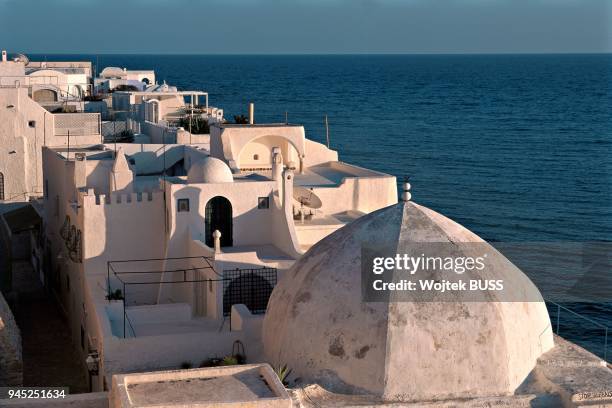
[34,54,612,359]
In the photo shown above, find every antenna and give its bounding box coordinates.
[189,99,193,145]
[325,115,330,148]
[67,130,71,160]
[285,111,288,124]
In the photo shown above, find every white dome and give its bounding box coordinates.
[100,67,126,78]
[187,157,233,184]
[263,201,554,402]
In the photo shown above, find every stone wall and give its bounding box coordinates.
[0,290,22,386]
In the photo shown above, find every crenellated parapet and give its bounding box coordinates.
[77,188,166,261]
[79,188,162,207]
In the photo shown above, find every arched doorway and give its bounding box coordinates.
[223,272,273,315]
[72,85,83,99]
[205,196,232,247]
[0,172,4,201]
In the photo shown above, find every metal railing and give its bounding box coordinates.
[106,258,278,338]
[107,256,221,338]
[546,300,609,361]
[222,267,277,317]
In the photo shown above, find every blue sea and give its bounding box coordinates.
[35,54,612,358]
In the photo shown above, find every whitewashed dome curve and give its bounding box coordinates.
[187,157,233,183]
[263,201,554,402]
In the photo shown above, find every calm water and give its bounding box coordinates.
[36,54,612,357]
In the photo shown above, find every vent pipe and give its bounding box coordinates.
[1,50,7,62]
[248,102,254,125]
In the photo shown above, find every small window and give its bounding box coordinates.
[258,197,269,209]
[177,198,190,212]
[253,154,259,160]
[28,120,36,128]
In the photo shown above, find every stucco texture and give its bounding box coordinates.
[263,201,554,403]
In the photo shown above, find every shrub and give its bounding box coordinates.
[220,356,238,366]
[178,116,210,134]
[233,114,249,124]
[274,364,293,387]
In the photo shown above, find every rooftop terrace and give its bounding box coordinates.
[111,364,290,408]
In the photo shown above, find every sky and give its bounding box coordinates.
[0,0,610,54]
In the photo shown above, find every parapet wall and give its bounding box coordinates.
[81,189,159,206]
[78,188,166,276]
[141,121,177,144]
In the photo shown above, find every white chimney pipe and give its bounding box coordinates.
[248,102,254,125]
[1,50,7,62]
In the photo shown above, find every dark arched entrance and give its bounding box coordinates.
[205,196,232,247]
[223,273,273,315]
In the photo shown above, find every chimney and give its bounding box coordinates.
[271,147,283,182]
[1,50,7,62]
[248,102,254,125]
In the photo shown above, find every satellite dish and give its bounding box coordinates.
[14,53,29,64]
[293,186,322,209]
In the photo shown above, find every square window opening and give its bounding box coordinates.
[258,197,270,209]
[177,198,190,212]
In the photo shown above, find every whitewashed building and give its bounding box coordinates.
[0,51,101,203]
[39,118,397,391]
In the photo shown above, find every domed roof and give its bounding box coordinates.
[263,201,554,402]
[187,157,233,184]
[144,81,177,93]
[100,66,126,78]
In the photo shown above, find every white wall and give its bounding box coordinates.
[0,88,101,201]
[307,163,398,215]
[167,180,277,249]
[210,125,306,171]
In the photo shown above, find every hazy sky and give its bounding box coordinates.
[0,0,610,54]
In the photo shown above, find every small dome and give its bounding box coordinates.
[100,67,126,78]
[263,201,554,402]
[144,82,177,93]
[187,157,233,184]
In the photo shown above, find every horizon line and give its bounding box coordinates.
[15,51,612,57]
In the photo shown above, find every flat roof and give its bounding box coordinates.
[113,364,290,407]
[213,123,302,129]
[114,90,208,96]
